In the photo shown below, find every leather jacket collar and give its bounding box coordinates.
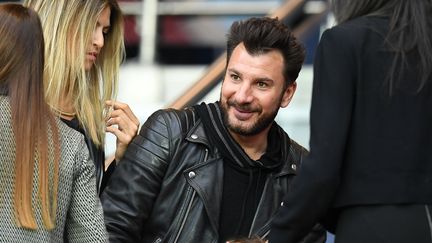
[185,119,299,177]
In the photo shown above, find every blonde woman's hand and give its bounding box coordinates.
[105,100,140,162]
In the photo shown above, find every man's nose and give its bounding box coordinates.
[235,83,254,103]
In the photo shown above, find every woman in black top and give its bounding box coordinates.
[269,0,432,242]
[24,0,140,194]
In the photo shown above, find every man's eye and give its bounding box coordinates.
[257,82,268,88]
[231,74,240,80]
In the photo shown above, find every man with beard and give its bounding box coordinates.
[101,17,325,243]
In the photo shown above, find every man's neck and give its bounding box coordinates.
[229,126,270,161]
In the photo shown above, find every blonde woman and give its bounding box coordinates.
[0,3,106,242]
[24,0,140,193]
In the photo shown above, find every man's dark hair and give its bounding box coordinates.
[226,17,305,86]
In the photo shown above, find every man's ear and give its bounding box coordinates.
[280,81,297,108]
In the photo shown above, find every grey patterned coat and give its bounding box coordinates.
[0,95,107,243]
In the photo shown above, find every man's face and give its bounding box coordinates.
[220,43,296,136]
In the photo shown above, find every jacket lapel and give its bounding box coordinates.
[184,156,224,236]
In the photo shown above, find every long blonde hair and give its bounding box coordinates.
[24,0,125,147]
[0,3,60,230]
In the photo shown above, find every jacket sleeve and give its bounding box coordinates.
[65,139,108,243]
[101,109,173,242]
[269,26,356,242]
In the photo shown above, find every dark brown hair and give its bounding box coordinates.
[0,3,60,229]
[226,17,306,86]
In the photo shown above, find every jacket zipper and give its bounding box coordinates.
[173,190,196,243]
[173,149,209,243]
[248,176,271,237]
[261,229,271,239]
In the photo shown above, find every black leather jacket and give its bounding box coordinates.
[101,107,326,243]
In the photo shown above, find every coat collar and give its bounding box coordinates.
[185,118,299,177]
[185,119,211,148]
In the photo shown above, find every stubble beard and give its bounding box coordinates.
[219,98,280,136]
